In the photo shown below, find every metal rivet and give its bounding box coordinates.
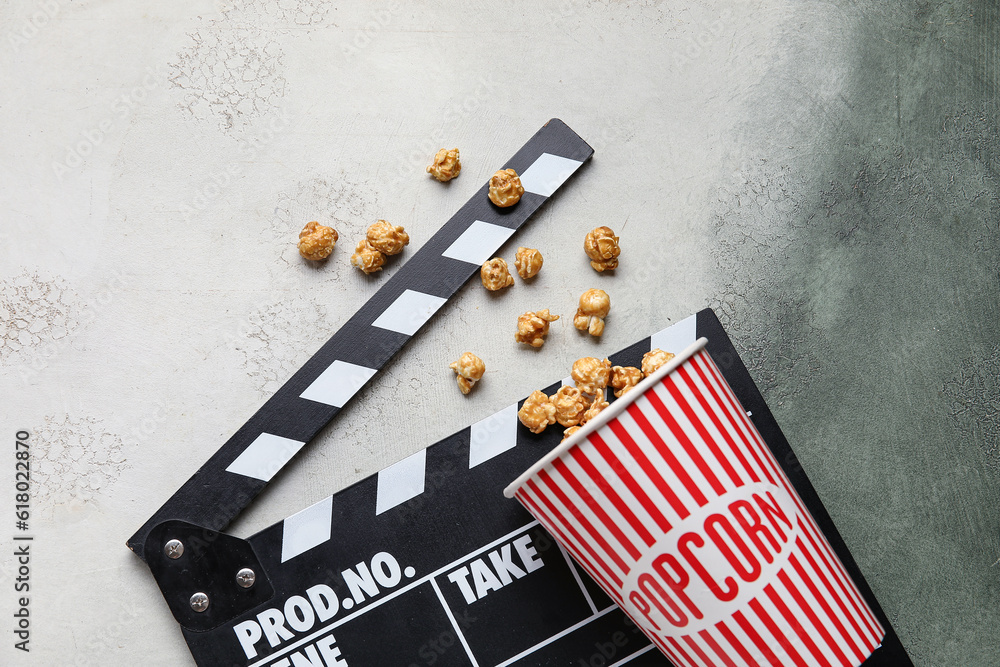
[164,539,184,559]
[190,592,209,613]
[236,568,256,589]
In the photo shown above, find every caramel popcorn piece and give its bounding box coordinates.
[610,365,643,398]
[549,386,589,427]
[515,309,559,347]
[488,168,524,207]
[562,425,582,441]
[366,220,410,256]
[426,148,461,182]
[481,258,515,291]
[573,288,611,337]
[518,390,557,434]
[297,221,338,261]
[350,239,386,274]
[449,352,485,395]
[514,247,543,280]
[582,392,609,424]
[572,357,612,396]
[642,348,676,377]
[584,226,621,272]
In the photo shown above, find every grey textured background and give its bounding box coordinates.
[1,1,996,665]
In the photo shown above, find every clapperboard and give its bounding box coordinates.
[129,121,912,666]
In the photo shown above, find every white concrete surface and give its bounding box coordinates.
[5,0,995,664]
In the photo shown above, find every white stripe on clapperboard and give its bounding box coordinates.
[518,153,586,197]
[375,449,427,516]
[442,221,518,266]
[280,497,333,565]
[226,433,308,483]
[371,290,448,337]
[300,360,379,408]
[468,403,519,469]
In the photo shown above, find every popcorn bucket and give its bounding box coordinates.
[504,339,885,666]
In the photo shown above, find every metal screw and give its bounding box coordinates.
[190,592,210,613]
[236,568,256,589]
[164,539,184,559]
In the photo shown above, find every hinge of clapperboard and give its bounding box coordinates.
[127,119,595,635]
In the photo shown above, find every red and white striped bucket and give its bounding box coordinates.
[504,339,884,666]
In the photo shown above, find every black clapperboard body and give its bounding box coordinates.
[128,121,912,667]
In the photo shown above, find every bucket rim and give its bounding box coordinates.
[502,337,709,499]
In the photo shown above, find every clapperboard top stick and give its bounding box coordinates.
[127,119,594,559]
